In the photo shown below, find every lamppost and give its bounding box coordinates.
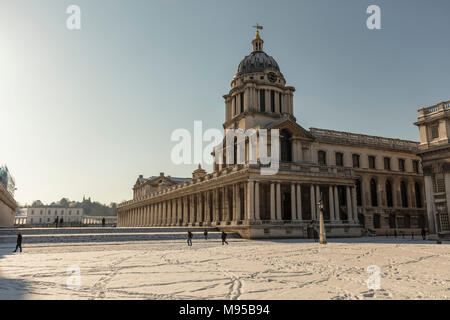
[318,193,327,245]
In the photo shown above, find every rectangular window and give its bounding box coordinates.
[270,90,275,112]
[384,157,391,170]
[260,89,265,112]
[318,151,327,166]
[431,124,439,139]
[240,93,244,113]
[352,154,360,168]
[369,156,376,169]
[335,152,344,167]
[413,160,419,173]
[399,159,405,172]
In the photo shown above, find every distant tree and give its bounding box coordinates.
[59,198,70,207]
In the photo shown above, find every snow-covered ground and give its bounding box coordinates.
[0,238,448,300]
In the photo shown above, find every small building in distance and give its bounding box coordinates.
[25,205,84,226]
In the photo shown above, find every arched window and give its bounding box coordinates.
[280,129,292,162]
[370,179,378,207]
[400,181,408,208]
[415,182,423,208]
[385,180,393,207]
[318,151,326,166]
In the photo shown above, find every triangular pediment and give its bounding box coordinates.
[264,118,315,141]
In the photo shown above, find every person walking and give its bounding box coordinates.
[421,228,426,240]
[102,217,106,227]
[203,229,208,240]
[13,233,22,253]
[221,231,228,245]
[55,216,59,228]
[187,230,193,246]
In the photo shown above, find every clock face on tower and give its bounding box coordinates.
[268,72,277,83]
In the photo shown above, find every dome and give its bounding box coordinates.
[236,51,280,76]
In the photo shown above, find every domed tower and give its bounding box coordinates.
[223,26,296,131]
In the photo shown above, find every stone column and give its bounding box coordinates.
[177,198,182,225]
[246,181,255,221]
[165,201,171,226]
[204,193,210,225]
[289,92,294,114]
[235,184,241,222]
[310,185,316,220]
[329,185,335,221]
[255,182,260,221]
[352,186,358,223]
[182,197,187,224]
[231,95,236,117]
[244,87,249,112]
[296,184,302,221]
[291,183,296,220]
[270,183,276,221]
[316,185,321,220]
[346,186,352,222]
[190,195,196,225]
[196,194,202,224]
[275,91,280,113]
[334,186,340,221]
[276,183,282,220]
[213,189,218,223]
[223,187,229,223]
[424,175,436,234]
[164,201,168,226]
[148,205,152,226]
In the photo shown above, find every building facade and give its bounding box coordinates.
[117,30,426,238]
[415,100,450,236]
[25,206,84,225]
[0,166,17,227]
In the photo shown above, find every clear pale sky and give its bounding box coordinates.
[1,0,449,206]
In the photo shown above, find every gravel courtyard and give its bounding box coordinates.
[0,237,448,300]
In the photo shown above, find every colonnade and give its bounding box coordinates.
[225,85,295,122]
[118,181,359,227]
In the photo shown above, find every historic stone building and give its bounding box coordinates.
[117,29,426,238]
[0,166,17,228]
[415,100,450,236]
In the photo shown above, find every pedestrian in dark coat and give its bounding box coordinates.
[13,233,22,253]
[221,231,228,245]
[421,228,426,240]
[187,230,193,246]
[204,230,208,240]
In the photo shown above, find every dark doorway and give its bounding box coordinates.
[301,185,311,220]
[260,184,271,220]
[281,184,292,221]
